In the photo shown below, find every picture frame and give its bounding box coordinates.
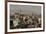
[5,0,45,34]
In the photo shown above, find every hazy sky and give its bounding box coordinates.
[10,4,41,16]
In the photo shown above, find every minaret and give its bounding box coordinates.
[19,8,21,16]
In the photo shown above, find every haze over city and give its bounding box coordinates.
[10,5,41,16]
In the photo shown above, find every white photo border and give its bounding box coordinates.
[7,2,43,32]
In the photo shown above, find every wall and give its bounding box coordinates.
[0,0,46,34]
